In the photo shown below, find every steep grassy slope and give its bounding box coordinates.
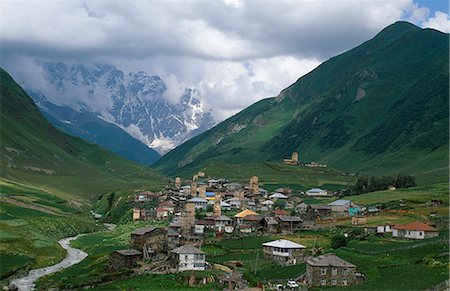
[34,98,161,166]
[0,68,168,280]
[154,22,449,184]
[0,68,168,200]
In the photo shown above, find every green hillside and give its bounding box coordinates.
[0,67,168,280]
[154,22,449,184]
[37,99,161,166]
[0,68,168,200]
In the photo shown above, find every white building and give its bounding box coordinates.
[306,188,328,196]
[377,225,392,234]
[262,239,306,265]
[392,221,438,240]
[269,193,288,200]
[171,245,206,271]
[214,215,232,232]
[188,197,208,210]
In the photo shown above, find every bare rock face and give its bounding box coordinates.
[27,63,216,154]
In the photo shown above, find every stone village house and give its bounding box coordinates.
[305,253,360,287]
[109,249,141,271]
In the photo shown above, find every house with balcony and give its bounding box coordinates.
[170,245,206,271]
[262,239,306,265]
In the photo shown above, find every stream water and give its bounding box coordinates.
[10,235,88,291]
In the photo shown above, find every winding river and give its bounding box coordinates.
[10,235,88,291]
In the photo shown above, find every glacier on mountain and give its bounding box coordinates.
[27,63,216,154]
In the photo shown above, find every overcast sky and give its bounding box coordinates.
[1,0,449,120]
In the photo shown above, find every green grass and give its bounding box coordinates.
[0,69,170,284]
[255,263,306,281]
[342,183,449,205]
[216,236,276,250]
[163,161,355,194]
[154,23,449,186]
[0,253,33,279]
[93,271,222,291]
[332,241,449,290]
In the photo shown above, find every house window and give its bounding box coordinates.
[321,268,327,275]
[343,269,348,276]
[194,254,204,260]
[184,255,188,260]
[342,280,348,286]
[332,279,337,286]
[419,232,423,236]
[332,268,337,275]
[321,279,327,286]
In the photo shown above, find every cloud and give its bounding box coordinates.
[422,11,450,33]
[1,0,447,122]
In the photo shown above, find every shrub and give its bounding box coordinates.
[331,235,347,249]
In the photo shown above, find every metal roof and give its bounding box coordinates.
[262,239,306,249]
[328,199,351,206]
[188,197,208,203]
[131,226,157,235]
[306,253,355,267]
[171,245,205,255]
[269,193,288,199]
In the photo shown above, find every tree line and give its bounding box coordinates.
[341,174,416,196]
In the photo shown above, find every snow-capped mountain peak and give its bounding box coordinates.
[27,63,216,154]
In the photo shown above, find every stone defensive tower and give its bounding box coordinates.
[180,203,196,238]
[198,185,207,198]
[292,151,298,162]
[214,192,222,217]
[175,177,181,188]
[250,176,259,195]
[191,181,197,197]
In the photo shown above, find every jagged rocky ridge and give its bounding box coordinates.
[27,63,215,154]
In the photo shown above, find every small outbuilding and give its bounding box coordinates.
[109,249,141,270]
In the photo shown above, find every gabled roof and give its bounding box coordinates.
[166,228,180,237]
[306,188,325,192]
[196,219,215,226]
[214,215,232,221]
[273,209,289,215]
[328,199,352,206]
[188,197,208,203]
[278,215,302,222]
[242,214,261,221]
[171,245,205,255]
[159,200,175,207]
[393,221,437,231]
[131,226,158,235]
[261,200,274,205]
[269,193,288,199]
[234,209,258,218]
[262,239,306,249]
[306,253,355,267]
[296,202,308,208]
